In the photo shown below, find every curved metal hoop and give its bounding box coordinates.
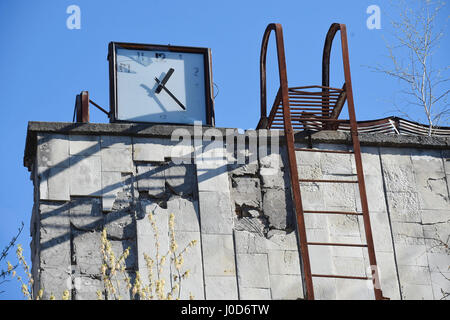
[322,23,342,88]
[258,23,290,129]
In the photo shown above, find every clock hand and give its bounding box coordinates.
[155,68,175,94]
[154,77,186,110]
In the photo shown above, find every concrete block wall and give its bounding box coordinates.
[24,122,449,300]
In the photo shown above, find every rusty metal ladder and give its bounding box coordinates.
[257,23,388,300]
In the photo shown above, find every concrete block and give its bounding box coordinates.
[295,147,320,166]
[69,155,102,196]
[322,181,357,211]
[110,239,137,270]
[320,152,353,175]
[133,137,171,162]
[171,231,204,300]
[421,209,450,225]
[69,135,100,156]
[380,149,416,192]
[233,230,267,254]
[260,150,285,169]
[40,236,71,268]
[231,177,261,208]
[360,146,382,174]
[386,191,421,222]
[236,253,270,288]
[326,214,360,238]
[297,164,322,180]
[269,275,303,299]
[101,147,133,173]
[260,171,286,189]
[37,134,70,167]
[400,284,434,300]
[72,230,103,275]
[111,272,136,300]
[398,265,432,286]
[415,172,449,210]
[309,245,334,274]
[70,197,103,231]
[426,251,450,273]
[313,277,337,300]
[267,250,301,275]
[234,216,266,236]
[104,209,135,240]
[368,211,396,252]
[265,230,298,251]
[363,174,388,212]
[332,256,367,278]
[335,278,374,300]
[100,136,132,149]
[101,171,123,212]
[37,166,49,200]
[74,277,104,300]
[202,234,236,276]
[39,202,70,240]
[306,228,331,243]
[262,188,294,230]
[228,163,258,177]
[375,251,401,300]
[197,165,230,192]
[396,244,429,266]
[304,213,328,230]
[137,204,169,237]
[38,166,71,201]
[391,222,425,245]
[136,164,165,197]
[423,224,450,250]
[204,276,238,300]
[197,136,227,167]
[169,197,200,232]
[239,288,271,300]
[430,272,450,300]
[298,183,325,211]
[39,267,72,300]
[136,210,171,290]
[199,191,233,234]
[165,163,196,196]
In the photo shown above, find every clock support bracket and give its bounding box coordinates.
[73,91,110,123]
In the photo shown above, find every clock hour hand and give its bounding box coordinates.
[155,68,175,94]
[154,77,186,110]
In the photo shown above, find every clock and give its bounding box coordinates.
[108,42,215,125]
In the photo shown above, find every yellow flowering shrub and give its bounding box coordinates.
[8,212,198,300]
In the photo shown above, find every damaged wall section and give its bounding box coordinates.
[24,122,449,300]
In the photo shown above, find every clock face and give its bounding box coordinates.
[109,43,213,125]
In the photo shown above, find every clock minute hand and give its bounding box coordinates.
[154,77,186,110]
[155,68,175,94]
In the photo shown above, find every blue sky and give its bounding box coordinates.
[0,0,448,299]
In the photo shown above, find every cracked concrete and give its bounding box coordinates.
[24,123,450,300]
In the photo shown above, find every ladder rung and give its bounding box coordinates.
[295,148,354,154]
[299,179,358,183]
[307,242,368,248]
[304,210,363,216]
[312,274,370,280]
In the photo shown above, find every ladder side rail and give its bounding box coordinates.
[259,23,315,300]
[339,24,384,300]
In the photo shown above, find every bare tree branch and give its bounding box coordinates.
[373,0,450,134]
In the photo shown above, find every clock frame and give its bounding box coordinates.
[108,42,215,126]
